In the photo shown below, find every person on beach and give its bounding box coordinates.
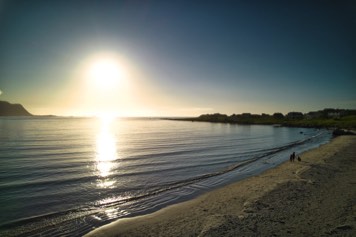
[298,156,301,162]
[290,152,296,162]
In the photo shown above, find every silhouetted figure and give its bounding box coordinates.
[290,152,296,162]
[297,156,301,162]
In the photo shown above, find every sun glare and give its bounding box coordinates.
[76,52,139,117]
[95,116,118,188]
[88,57,124,91]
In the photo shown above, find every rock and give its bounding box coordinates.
[332,129,355,136]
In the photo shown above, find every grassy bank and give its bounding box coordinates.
[282,115,356,129]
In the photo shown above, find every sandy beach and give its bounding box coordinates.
[85,135,356,237]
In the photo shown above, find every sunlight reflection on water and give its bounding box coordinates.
[95,117,118,188]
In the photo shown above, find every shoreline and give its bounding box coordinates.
[85,135,356,236]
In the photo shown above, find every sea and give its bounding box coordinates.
[0,117,332,236]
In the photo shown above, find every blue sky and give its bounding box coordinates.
[0,0,355,116]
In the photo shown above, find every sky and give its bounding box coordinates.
[0,0,355,117]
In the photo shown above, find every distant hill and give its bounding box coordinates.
[0,101,32,116]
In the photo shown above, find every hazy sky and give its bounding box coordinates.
[0,0,355,116]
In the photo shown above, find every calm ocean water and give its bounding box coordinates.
[0,117,331,236]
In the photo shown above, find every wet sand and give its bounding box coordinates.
[85,136,356,237]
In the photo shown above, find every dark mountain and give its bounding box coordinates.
[0,101,33,116]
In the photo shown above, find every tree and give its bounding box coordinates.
[273,113,284,119]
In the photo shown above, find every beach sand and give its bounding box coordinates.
[85,135,356,237]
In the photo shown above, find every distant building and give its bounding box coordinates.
[327,111,341,118]
[305,109,356,119]
[322,108,342,118]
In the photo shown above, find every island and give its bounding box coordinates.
[0,101,33,116]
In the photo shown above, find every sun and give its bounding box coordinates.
[77,52,135,117]
[87,57,124,90]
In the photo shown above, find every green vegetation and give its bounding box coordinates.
[283,116,356,129]
[173,109,356,130]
